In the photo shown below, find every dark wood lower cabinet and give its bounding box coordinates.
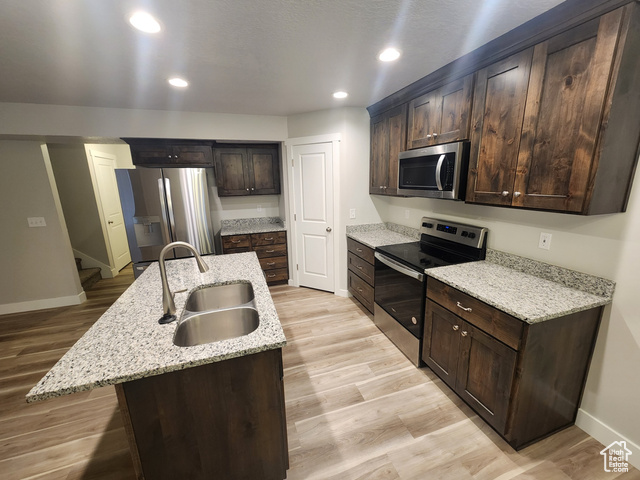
[424,279,602,450]
[116,349,288,480]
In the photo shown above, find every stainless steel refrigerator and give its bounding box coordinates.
[115,167,216,278]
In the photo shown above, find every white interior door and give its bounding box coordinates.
[91,152,131,272]
[292,142,334,292]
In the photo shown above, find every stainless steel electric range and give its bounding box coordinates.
[373,217,488,366]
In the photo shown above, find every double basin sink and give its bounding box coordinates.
[173,282,259,347]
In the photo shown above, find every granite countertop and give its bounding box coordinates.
[346,222,419,248]
[220,217,286,236]
[427,252,615,324]
[26,253,286,402]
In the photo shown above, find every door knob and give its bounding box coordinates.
[108,221,114,224]
[326,227,332,232]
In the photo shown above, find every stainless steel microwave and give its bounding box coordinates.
[397,141,469,200]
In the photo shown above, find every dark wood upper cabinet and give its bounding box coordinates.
[466,5,640,214]
[407,75,474,149]
[215,146,280,196]
[466,49,534,206]
[369,104,407,195]
[125,140,214,167]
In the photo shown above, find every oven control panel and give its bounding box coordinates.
[420,216,487,249]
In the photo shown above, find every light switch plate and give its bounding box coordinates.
[349,208,356,219]
[539,232,552,250]
[28,217,46,227]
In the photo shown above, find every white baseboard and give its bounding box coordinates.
[576,408,640,469]
[73,249,111,278]
[0,291,87,315]
[335,288,349,298]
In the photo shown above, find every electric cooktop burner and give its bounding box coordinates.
[375,241,453,271]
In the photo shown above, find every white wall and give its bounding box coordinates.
[287,107,381,295]
[376,179,640,456]
[0,102,288,141]
[0,141,84,314]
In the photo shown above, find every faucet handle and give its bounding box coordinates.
[159,313,177,324]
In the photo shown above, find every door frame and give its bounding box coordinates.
[284,134,341,293]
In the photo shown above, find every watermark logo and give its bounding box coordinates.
[600,441,632,473]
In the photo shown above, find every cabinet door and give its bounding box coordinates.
[248,148,280,195]
[215,148,249,196]
[370,104,407,195]
[434,74,474,144]
[422,300,462,391]
[408,91,440,149]
[173,145,213,166]
[456,321,517,433]
[513,10,623,212]
[466,49,533,206]
[130,145,172,166]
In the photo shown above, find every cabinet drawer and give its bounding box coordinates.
[348,252,374,286]
[348,270,374,312]
[251,231,286,247]
[347,238,375,264]
[222,235,251,250]
[254,243,287,258]
[427,278,523,351]
[264,268,289,284]
[224,247,251,254]
[259,255,288,271]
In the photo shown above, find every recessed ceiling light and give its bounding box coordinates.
[168,77,189,88]
[333,91,348,99]
[378,48,401,62]
[129,11,161,33]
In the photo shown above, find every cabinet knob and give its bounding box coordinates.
[432,132,438,137]
[452,325,460,331]
[461,331,468,337]
[426,134,432,139]
[251,187,255,191]
[514,191,521,197]
[501,191,510,197]
[411,317,418,325]
[246,188,250,191]
[168,155,172,158]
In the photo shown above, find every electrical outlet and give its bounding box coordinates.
[349,208,356,219]
[27,217,46,227]
[404,209,410,219]
[539,232,552,250]
[257,204,262,213]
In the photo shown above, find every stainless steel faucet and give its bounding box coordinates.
[158,241,209,324]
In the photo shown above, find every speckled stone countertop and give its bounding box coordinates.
[346,222,419,248]
[220,217,286,236]
[26,253,286,402]
[427,250,615,324]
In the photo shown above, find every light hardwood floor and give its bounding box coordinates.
[0,273,637,479]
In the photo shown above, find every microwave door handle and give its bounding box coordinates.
[435,154,446,191]
[375,252,424,282]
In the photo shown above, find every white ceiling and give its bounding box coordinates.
[0,0,565,116]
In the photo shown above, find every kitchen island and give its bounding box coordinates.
[27,253,288,480]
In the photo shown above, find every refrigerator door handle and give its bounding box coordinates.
[157,178,173,243]
[164,178,177,238]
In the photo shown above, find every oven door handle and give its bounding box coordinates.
[435,154,446,191]
[375,252,424,282]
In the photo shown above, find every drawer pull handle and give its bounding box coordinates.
[356,248,363,252]
[452,325,459,331]
[461,331,468,337]
[264,237,274,241]
[266,249,275,253]
[456,302,472,312]
[357,287,363,293]
[266,262,275,266]
[267,273,276,278]
[231,240,242,244]
[356,265,363,270]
